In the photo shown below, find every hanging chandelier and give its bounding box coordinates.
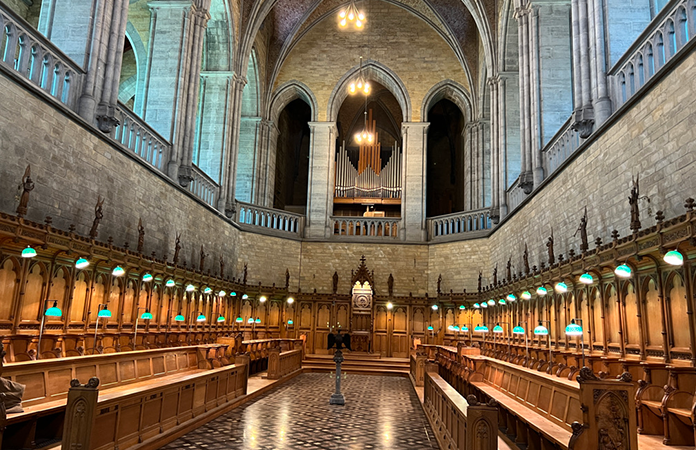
[355,110,374,144]
[339,1,366,28]
[349,56,370,95]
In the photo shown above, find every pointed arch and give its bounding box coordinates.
[269,80,318,124]
[421,79,473,122]
[327,61,411,123]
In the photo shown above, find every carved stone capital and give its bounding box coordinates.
[177,165,194,187]
[572,108,595,138]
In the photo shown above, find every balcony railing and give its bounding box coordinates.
[427,208,492,240]
[542,117,580,176]
[112,102,171,173]
[189,164,219,207]
[0,1,84,110]
[236,202,304,236]
[609,0,694,108]
[505,177,527,212]
[331,216,400,239]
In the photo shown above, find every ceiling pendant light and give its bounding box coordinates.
[615,264,632,278]
[536,286,548,296]
[45,301,62,317]
[21,246,37,258]
[217,315,225,323]
[348,57,370,96]
[196,312,206,322]
[513,324,525,335]
[175,312,185,322]
[664,250,684,266]
[521,291,532,300]
[75,258,90,269]
[112,266,125,277]
[338,1,366,28]
[579,273,594,284]
[555,282,568,293]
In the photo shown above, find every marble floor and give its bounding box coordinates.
[160,373,438,450]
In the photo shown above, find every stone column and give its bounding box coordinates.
[305,122,338,239]
[253,120,279,207]
[142,0,211,185]
[401,122,429,241]
[195,71,234,184]
[571,0,595,138]
[589,0,612,125]
[235,116,262,202]
[219,74,247,216]
[38,0,129,130]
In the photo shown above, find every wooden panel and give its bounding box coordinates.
[119,360,136,381]
[92,411,117,450]
[549,391,568,421]
[537,385,552,413]
[15,372,45,402]
[75,365,96,384]
[117,401,141,446]
[165,353,177,372]
[47,368,72,397]
[99,362,119,386]
[136,358,151,378]
[152,356,165,375]
[0,259,18,320]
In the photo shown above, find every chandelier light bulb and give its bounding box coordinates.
[339,10,346,18]
[356,20,362,28]
[349,83,356,93]
[348,11,354,20]
[357,80,363,88]
[358,12,365,21]
[355,133,362,143]
[340,18,347,27]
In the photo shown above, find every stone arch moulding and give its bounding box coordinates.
[420,79,473,122]
[327,60,412,123]
[124,22,147,114]
[268,80,319,124]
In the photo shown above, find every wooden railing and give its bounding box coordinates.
[423,371,498,450]
[111,102,171,173]
[189,163,219,207]
[331,216,400,239]
[267,348,303,380]
[542,117,580,176]
[236,201,304,236]
[609,0,695,108]
[0,1,84,110]
[427,208,492,240]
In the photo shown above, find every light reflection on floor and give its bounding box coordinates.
[160,373,438,449]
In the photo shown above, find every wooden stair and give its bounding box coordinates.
[302,353,410,376]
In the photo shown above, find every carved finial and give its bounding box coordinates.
[16,165,34,218]
[523,243,529,274]
[124,241,129,249]
[69,224,76,233]
[655,210,665,224]
[199,245,206,271]
[558,254,564,262]
[617,372,633,383]
[611,229,620,242]
[151,251,156,259]
[89,196,105,239]
[220,256,226,278]
[44,216,52,226]
[629,175,641,233]
[576,366,599,383]
[595,236,602,248]
[285,268,290,289]
[532,265,537,273]
[70,377,100,389]
[243,263,248,285]
[685,198,695,212]
[107,236,113,246]
[437,274,442,296]
[569,249,576,258]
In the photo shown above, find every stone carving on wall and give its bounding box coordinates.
[506,258,512,281]
[89,196,104,239]
[547,229,555,265]
[285,269,290,289]
[173,232,181,265]
[220,256,225,278]
[629,175,641,233]
[16,165,34,218]
[478,271,482,292]
[437,274,442,296]
[388,273,394,296]
[492,264,497,285]
[137,218,145,253]
[333,271,339,294]
[523,244,530,274]
[199,246,206,271]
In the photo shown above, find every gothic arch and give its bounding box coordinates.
[121,22,147,114]
[269,80,318,124]
[327,61,411,123]
[421,79,473,122]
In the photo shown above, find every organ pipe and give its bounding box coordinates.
[334,141,402,199]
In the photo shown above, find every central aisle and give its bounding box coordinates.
[160,373,438,449]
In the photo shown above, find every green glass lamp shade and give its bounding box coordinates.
[75,258,90,269]
[231,292,237,296]
[487,299,495,306]
[45,301,62,317]
[521,291,532,300]
[461,326,469,332]
[473,303,480,308]
[536,286,547,296]
[448,325,454,331]
[555,282,568,293]
[218,290,226,297]
[112,266,125,277]
[498,299,506,305]
[235,316,243,323]
[140,310,153,320]
[247,318,254,324]
[480,302,488,308]
[453,326,460,331]
[204,287,212,294]
[664,250,684,266]
[513,325,525,335]
[217,315,225,323]
[506,294,516,301]
[242,294,249,299]
[21,246,37,258]
[579,273,594,284]
[287,320,294,325]
[175,313,185,322]
[615,264,632,278]
[459,305,465,310]
[98,308,112,318]
[427,326,434,331]
[166,279,176,287]
[474,324,489,333]
[565,320,583,336]
[186,284,195,292]
[534,325,549,336]
[431,304,438,310]
[493,325,504,334]
[254,318,261,324]
[196,313,206,322]
[142,273,153,282]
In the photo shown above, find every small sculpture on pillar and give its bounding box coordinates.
[332,271,339,294]
[437,274,442,296]
[492,264,498,286]
[173,233,181,265]
[199,246,207,272]
[16,165,34,218]
[546,229,555,265]
[137,218,145,254]
[89,196,104,239]
[243,263,248,285]
[575,207,589,253]
[388,273,394,296]
[477,271,482,292]
[629,175,641,233]
[328,329,352,405]
[285,268,290,289]
[523,244,530,275]
[506,258,512,281]
[220,256,226,278]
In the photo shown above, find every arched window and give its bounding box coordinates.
[637,54,645,86]
[667,20,677,57]
[678,8,689,46]
[646,44,655,77]
[620,73,627,103]
[656,32,666,67]
[628,63,635,96]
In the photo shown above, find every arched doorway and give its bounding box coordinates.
[273,99,311,213]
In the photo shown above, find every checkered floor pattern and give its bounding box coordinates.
[160,373,438,449]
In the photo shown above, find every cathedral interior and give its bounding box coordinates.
[0,0,695,448]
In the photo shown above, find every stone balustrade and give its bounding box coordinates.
[111,102,171,172]
[427,208,492,240]
[331,216,400,239]
[0,2,84,109]
[236,201,304,236]
[189,163,219,207]
[610,0,695,108]
[542,117,580,177]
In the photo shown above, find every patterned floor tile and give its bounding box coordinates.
[160,373,438,450]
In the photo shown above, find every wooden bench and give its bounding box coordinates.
[423,371,498,450]
[435,346,638,450]
[217,337,304,375]
[0,344,231,449]
[267,348,303,380]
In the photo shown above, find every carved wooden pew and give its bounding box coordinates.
[267,348,303,380]
[423,371,498,450]
[437,347,638,450]
[0,344,231,450]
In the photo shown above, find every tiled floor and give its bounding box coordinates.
[160,373,439,450]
